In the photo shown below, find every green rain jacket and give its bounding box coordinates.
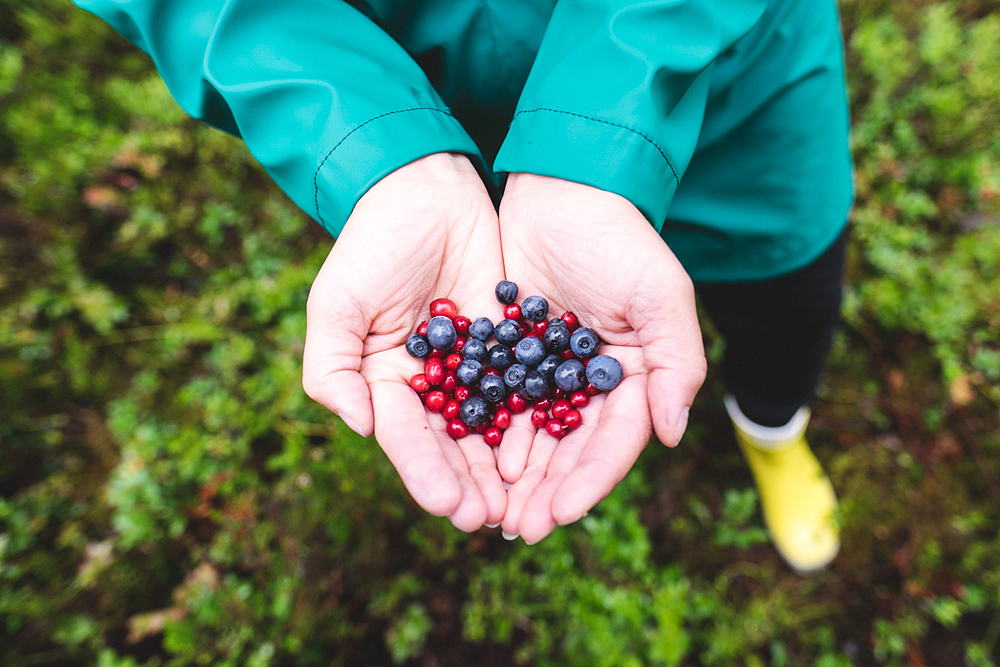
[73,0,853,283]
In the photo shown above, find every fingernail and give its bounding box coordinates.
[485,522,500,528]
[502,481,512,491]
[338,412,365,437]
[669,407,690,447]
[501,530,519,541]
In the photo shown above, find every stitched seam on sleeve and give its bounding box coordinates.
[510,108,679,184]
[313,106,456,224]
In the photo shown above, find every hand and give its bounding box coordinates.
[302,153,507,531]
[496,173,707,543]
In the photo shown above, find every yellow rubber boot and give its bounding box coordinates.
[724,394,839,573]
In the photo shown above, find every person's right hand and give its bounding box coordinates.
[301,153,507,532]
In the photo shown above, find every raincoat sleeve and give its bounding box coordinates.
[72,0,483,237]
[493,0,769,231]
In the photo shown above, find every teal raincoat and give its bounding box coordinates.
[73,0,853,282]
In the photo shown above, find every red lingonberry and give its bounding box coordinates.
[533,398,552,411]
[484,427,503,447]
[430,297,458,319]
[533,319,549,336]
[446,419,469,439]
[410,373,430,393]
[417,320,429,336]
[507,393,528,414]
[430,349,445,358]
[560,312,579,330]
[425,390,447,413]
[445,353,463,371]
[475,422,489,435]
[424,357,445,385]
[585,383,601,396]
[553,387,565,399]
[453,336,466,353]
[551,399,572,420]
[523,331,539,339]
[569,391,590,408]
[530,409,549,429]
[442,399,461,420]
[561,349,576,360]
[545,419,566,438]
[441,371,457,393]
[503,304,521,321]
[484,368,500,376]
[562,409,583,431]
[520,322,532,337]
[454,385,472,402]
[453,315,471,335]
[493,408,512,430]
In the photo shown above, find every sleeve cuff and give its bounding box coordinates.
[493,108,679,231]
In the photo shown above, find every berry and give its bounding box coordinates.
[493,408,512,430]
[570,391,590,408]
[484,427,503,447]
[446,419,469,439]
[569,327,600,359]
[551,399,572,420]
[503,363,527,391]
[495,280,519,305]
[530,409,549,428]
[442,399,461,420]
[424,357,445,385]
[561,349,576,360]
[543,322,571,353]
[405,334,430,358]
[586,354,624,391]
[441,371,457,393]
[507,393,528,414]
[429,297,458,319]
[456,359,484,386]
[462,338,488,363]
[533,398,552,411]
[536,354,561,383]
[521,369,549,401]
[445,353,463,371]
[503,303,522,321]
[454,385,472,402]
[417,320,428,336]
[560,312,579,330]
[545,419,566,438]
[469,317,495,341]
[479,374,507,403]
[425,390,446,413]
[533,319,549,336]
[554,359,586,393]
[409,373,430,393]
[521,295,549,322]
[514,336,547,367]
[426,316,457,350]
[460,396,490,427]
[494,319,522,346]
[488,344,514,371]
[563,409,583,431]
[453,315,471,335]
[585,382,601,396]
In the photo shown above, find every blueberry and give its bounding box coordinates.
[569,327,600,359]
[426,315,457,351]
[536,354,561,382]
[460,396,490,427]
[554,359,586,393]
[521,369,549,401]
[503,363,528,391]
[479,374,507,403]
[494,319,522,346]
[462,338,488,363]
[543,322,571,353]
[495,280,519,305]
[514,336,546,367]
[586,354,624,391]
[469,317,495,342]
[405,334,430,358]
[488,344,515,371]
[521,295,549,322]
[456,359,484,386]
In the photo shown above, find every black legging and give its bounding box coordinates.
[696,228,848,427]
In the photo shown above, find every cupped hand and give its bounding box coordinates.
[496,173,707,544]
[302,153,507,531]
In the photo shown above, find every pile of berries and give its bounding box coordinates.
[405,280,623,446]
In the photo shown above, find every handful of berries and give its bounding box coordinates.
[405,280,624,447]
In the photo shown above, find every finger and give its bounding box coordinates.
[496,409,536,483]
[369,379,463,517]
[500,431,560,537]
[452,434,508,526]
[436,438,490,532]
[550,374,652,525]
